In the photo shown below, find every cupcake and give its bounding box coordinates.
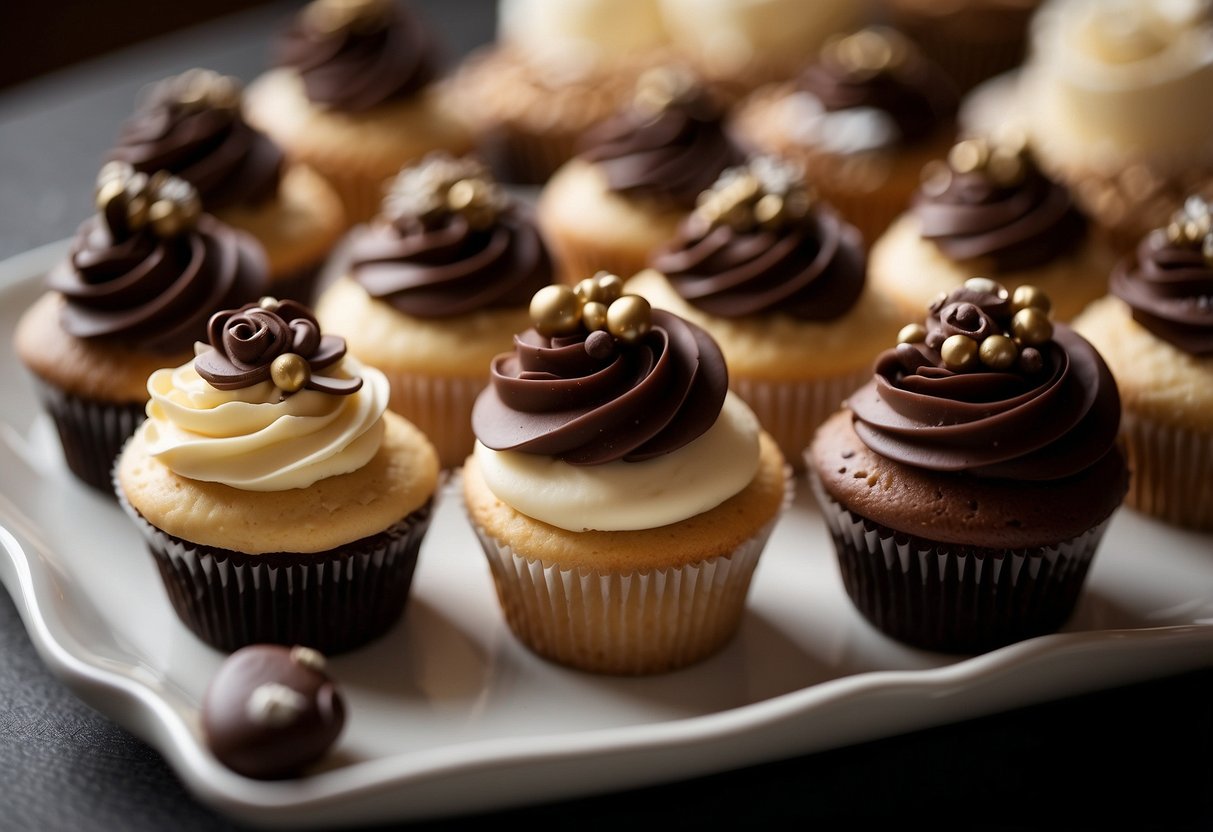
[12,163,267,494]
[657,0,868,101]
[315,153,556,468]
[244,0,474,225]
[806,278,1129,653]
[448,0,674,185]
[462,274,789,674]
[114,298,439,654]
[537,66,742,285]
[107,68,345,303]
[628,155,903,471]
[1073,197,1213,530]
[869,134,1116,323]
[729,25,960,243]
[963,0,1213,252]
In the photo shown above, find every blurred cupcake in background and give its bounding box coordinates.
[244,0,474,225]
[537,66,743,284]
[449,0,674,185]
[108,68,344,303]
[730,26,959,243]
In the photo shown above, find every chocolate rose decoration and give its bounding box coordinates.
[1110,196,1213,355]
[195,298,361,395]
[849,278,1122,481]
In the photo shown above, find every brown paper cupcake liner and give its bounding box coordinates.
[33,379,145,497]
[383,371,487,470]
[809,475,1111,654]
[732,368,869,472]
[479,123,582,187]
[1119,411,1213,531]
[117,484,434,655]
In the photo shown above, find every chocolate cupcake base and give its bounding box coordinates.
[34,380,145,497]
[118,492,433,655]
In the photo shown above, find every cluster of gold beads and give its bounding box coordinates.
[529,272,652,345]
[154,68,241,112]
[95,161,202,240]
[821,27,910,82]
[382,152,506,231]
[694,156,814,234]
[920,133,1031,198]
[1163,196,1213,263]
[899,277,1053,373]
[303,0,391,35]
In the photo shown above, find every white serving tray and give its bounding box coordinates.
[2,241,1211,829]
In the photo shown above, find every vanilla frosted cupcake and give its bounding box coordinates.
[115,298,439,653]
[1073,197,1213,530]
[244,0,473,224]
[315,154,555,468]
[13,164,266,493]
[629,156,903,470]
[537,67,742,284]
[870,135,1115,322]
[463,275,788,674]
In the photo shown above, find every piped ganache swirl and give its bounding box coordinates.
[45,164,267,354]
[1109,197,1213,355]
[109,69,284,211]
[914,138,1087,272]
[848,279,1122,481]
[348,155,554,318]
[650,157,866,320]
[577,68,742,209]
[798,26,958,147]
[275,0,439,112]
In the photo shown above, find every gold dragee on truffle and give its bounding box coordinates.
[1011,307,1052,346]
[270,354,311,393]
[529,272,653,345]
[979,334,1018,370]
[1162,195,1213,265]
[941,334,979,371]
[95,162,201,241]
[693,156,814,234]
[1011,284,1051,315]
[302,0,392,35]
[382,153,507,231]
[926,136,1031,194]
[897,323,927,344]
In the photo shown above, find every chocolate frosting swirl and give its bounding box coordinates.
[275,0,439,112]
[347,203,555,318]
[1110,227,1213,356]
[472,310,729,465]
[798,30,958,147]
[45,214,268,354]
[650,203,866,320]
[108,74,284,210]
[577,88,742,209]
[849,286,1122,481]
[195,300,361,395]
[914,151,1086,271]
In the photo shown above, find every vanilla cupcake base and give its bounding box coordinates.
[462,431,789,674]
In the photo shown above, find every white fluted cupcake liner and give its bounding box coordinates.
[809,474,1111,654]
[33,379,145,496]
[732,369,869,472]
[384,371,487,469]
[1120,411,1213,531]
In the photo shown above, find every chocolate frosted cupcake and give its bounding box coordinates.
[870,135,1115,322]
[537,66,742,284]
[115,298,439,653]
[730,26,959,242]
[463,274,789,674]
[244,0,473,224]
[807,278,1128,653]
[315,153,555,468]
[13,163,266,493]
[108,68,344,302]
[629,155,903,470]
[1073,197,1213,530]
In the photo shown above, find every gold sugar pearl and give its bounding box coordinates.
[270,353,311,393]
[530,285,582,337]
[575,272,624,306]
[979,334,1018,370]
[753,193,785,229]
[581,301,609,332]
[948,139,990,175]
[1011,307,1053,346]
[941,334,979,371]
[258,297,281,311]
[1011,284,1051,315]
[964,276,1008,299]
[897,323,927,344]
[606,295,651,344]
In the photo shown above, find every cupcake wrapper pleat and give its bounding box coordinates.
[117,486,433,654]
[810,475,1109,654]
[470,517,780,675]
[384,372,486,469]
[34,379,145,497]
[1120,411,1213,531]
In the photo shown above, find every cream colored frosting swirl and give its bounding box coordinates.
[473,391,760,531]
[141,353,389,491]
